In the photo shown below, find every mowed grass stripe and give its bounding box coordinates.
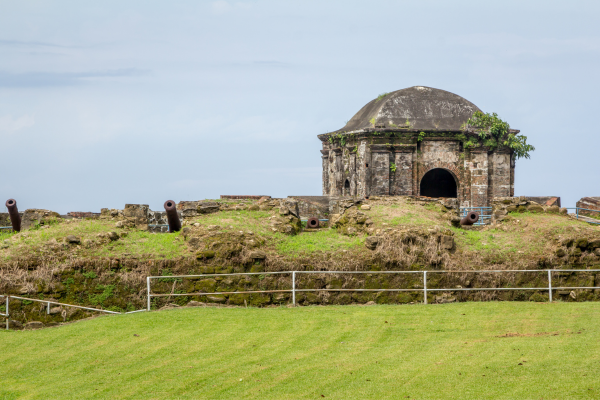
[1,302,599,399]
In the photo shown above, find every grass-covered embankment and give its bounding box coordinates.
[1,302,599,399]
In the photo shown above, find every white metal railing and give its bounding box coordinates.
[567,207,600,225]
[146,269,600,310]
[0,295,146,330]
[3,269,599,329]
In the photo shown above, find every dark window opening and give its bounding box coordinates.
[419,168,457,198]
[366,163,369,168]
[344,179,350,189]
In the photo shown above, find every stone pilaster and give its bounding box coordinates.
[469,150,489,207]
[320,149,329,195]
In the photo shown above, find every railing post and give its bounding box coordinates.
[292,271,296,306]
[147,276,151,311]
[423,271,428,305]
[6,296,9,330]
[47,301,50,314]
[577,208,580,220]
[548,270,552,303]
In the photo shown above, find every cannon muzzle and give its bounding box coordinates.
[306,217,320,229]
[164,200,181,233]
[460,211,479,226]
[5,199,21,232]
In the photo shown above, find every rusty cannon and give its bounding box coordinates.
[460,211,480,226]
[164,200,181,233]
[5,199,21,232]
[306,217,320,229]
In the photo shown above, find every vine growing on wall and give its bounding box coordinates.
[462,111,535,159]
[327,132,353,147]
[390,163,397,172]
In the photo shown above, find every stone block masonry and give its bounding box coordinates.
[576,197,600,219]
[523,197,561,207]
[220,195,270,200]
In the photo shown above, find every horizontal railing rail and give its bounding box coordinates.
[0,295,147,330]
[146,269,600,310]
[566,207,600,225]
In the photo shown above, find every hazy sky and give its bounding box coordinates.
[2,1,599,213]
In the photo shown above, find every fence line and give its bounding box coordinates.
[0,294,147,330]
[3,269,599,329]
[567,207,600,225]
[146,269,600,311]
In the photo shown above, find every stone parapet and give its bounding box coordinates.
[491,197,566,223]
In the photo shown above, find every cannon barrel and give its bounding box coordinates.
[5,199,21,232]
[164,200,181,233]
[460,211,479,226]
[306,217,320,229]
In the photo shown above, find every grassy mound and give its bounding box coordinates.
[1,302,599,399]
[1,197,599,319]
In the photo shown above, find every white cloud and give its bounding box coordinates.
[0,114,35,134]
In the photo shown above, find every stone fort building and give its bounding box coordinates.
[318,86,519,207]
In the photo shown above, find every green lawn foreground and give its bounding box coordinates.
[1,303,599,399]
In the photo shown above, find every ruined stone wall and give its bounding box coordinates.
[220,195,269,200]
[576,197,600,219]
[288,196,330,219]
[0,213,12,227]
[523,197,561,207]
[321,134,514,208]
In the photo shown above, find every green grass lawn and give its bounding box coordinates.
[1,303,599,399]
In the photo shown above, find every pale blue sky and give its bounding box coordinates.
[1,0,599,213]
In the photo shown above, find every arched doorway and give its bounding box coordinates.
[343,179,350,195]
[420,168,457,198]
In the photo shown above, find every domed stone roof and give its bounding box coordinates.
[332,86,481,133]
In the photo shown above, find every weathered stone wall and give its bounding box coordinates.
[4,256,600,330]
[220,195,269,200]
[523,196,561,207]
[322,133,514,208]
[490,152,512,200]
[391,149,414,195]
[357,140,369,197]
[288,196,330,219]
[491,196,567,222]
[0,213,13,227]
[576,197,600,219]
[148,211,170,233]
[468,150,488,207]
[371,149,390,195]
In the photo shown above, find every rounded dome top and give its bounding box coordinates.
[333,86,481,132]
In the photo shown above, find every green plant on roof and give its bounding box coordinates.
[376,92,389,102]
[369,117,377,127]
[463,111,535,159]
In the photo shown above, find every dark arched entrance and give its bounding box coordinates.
[420,168,457,198]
